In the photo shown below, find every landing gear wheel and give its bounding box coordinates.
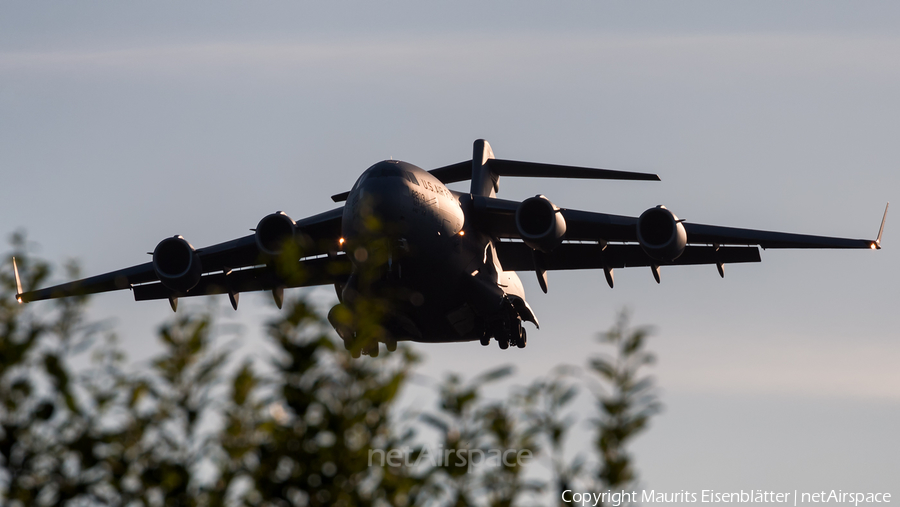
[351,348,361,359]
[386,340,397,352]
[480,335,490,346]
[363,342,379,357]
[498,337,509,350]
[516,328,527,348]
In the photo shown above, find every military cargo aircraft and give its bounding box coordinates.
[14,140,888,357]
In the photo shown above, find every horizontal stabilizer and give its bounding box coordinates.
[489,159,659,181]
[428,161,471,184]
[332,140,659,201]
[428,158,659,185]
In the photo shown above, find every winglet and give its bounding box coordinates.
[12,257,23,303]
[874,202,889,249]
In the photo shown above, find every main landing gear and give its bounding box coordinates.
[481,320,527,350]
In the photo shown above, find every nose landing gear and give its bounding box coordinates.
[328,303,385,358]
[362,342,379,357]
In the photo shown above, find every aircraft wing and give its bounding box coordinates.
[496,242,762,271]
[473,198,641,243]
[476,196,886,276]
[17,207,349,305]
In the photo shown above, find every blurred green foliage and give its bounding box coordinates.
[1,236,659,506]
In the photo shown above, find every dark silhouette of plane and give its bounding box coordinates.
[15,140,888,356]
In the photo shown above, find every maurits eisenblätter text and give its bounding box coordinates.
[562,489,891,506]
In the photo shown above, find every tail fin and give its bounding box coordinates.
[471,139,497,197]
[13,257,23,303]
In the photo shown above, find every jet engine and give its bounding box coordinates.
[515,195,567,253]
[152,235,202,292]
[255,211,296,256]
[636,205,687,262]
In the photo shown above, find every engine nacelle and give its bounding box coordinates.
[515,195,567,253]
[255,211,296,256]
[636,205,687,263]
[153,235,202,292]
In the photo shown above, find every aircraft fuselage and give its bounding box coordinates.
[338,160,532,344]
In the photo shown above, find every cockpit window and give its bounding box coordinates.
[362,165,420,186]
[369,167,404,178]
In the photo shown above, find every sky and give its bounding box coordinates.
[2,1,899,501]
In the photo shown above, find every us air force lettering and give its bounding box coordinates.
[14,140,888,357]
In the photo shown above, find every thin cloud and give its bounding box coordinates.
[2,34,899,84]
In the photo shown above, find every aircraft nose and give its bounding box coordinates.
[362,178,407,219]
[346,179,409,239]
